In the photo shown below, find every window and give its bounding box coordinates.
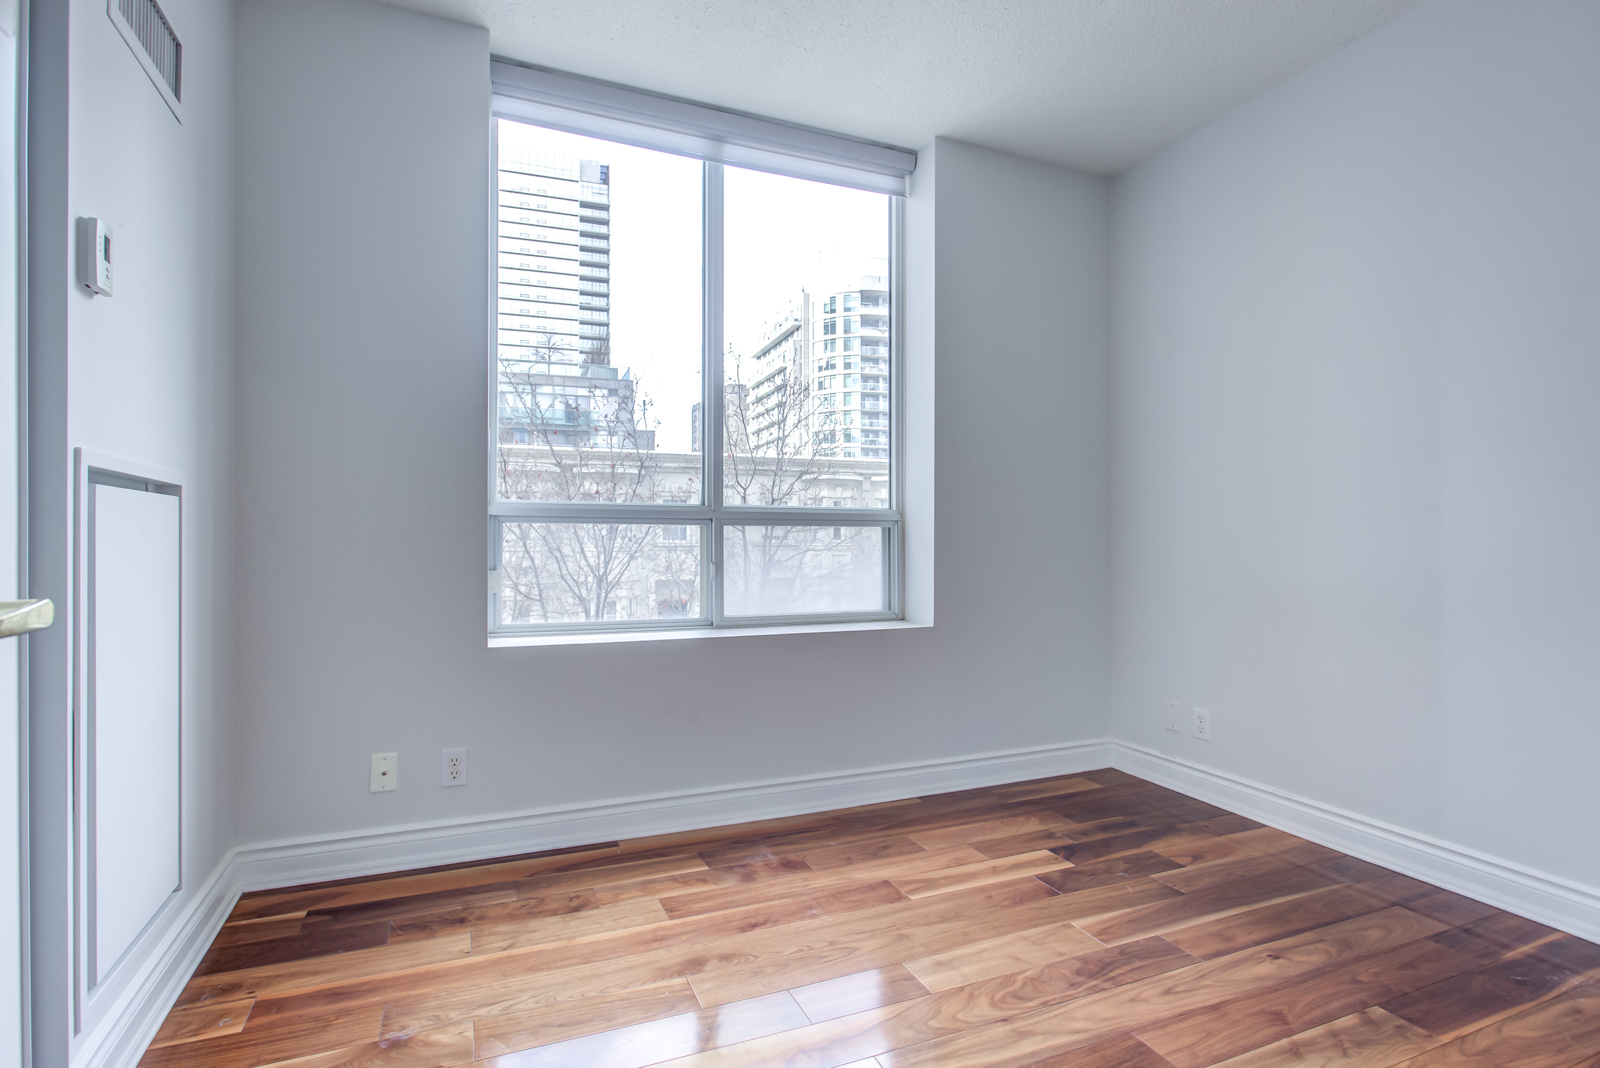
[489,73,907,637]
[843,293,859,312]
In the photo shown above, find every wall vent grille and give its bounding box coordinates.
[109,0,183,121]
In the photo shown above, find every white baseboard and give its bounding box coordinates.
[70,857,240,1068]
[232,740,1116,891]
[1112,740,1600,944]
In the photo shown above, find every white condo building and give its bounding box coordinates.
[810,271,890,460]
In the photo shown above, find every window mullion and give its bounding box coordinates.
[704,161,726,625]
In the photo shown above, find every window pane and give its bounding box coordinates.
[496,120,702,504]
[722,167,891,506]
[500,523,703,625]
[723,525,886,617]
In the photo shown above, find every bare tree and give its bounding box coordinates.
[721,344,878,614]
[496,334,700,624]
[496,331,690,505]
[723,345,835,508]
[501,520,699,623]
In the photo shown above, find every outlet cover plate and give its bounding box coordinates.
[1193,708,1212,741]
[370,752,398,792]
[1165,700,1182,732]
[442,747,468,787]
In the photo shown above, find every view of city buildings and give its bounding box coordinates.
[495,147,653,454]
[810,275,891,460]
[494,135,890,626]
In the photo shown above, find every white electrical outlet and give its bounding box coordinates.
[1193,708,1212,741]
[370,752,398,792]
[442,747,468,787]
[1165,700,1182,732]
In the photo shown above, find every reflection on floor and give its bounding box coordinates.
[139,769,1600,1067]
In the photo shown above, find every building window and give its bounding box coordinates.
[490,105,905,636]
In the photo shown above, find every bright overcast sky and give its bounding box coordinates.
[499,120,889,453]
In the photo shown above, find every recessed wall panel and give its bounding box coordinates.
[90,483,180,983]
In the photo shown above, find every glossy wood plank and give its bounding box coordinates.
[888,850,1071,898]
[1019,1035,1175,1068]
[257,1021,475,1068]
[989,776,1105,803]
[1205,1008,1439,1068]
[656,846,991,919]
[1138,938,1476,1068]
[210,915,307,950]
[646,937,1199,1067]
[877,907,1449,1068]
[146,997,257,1048]
[1078,865,1338,945]
[1146,826,1302,868]
[1401,889,1501,928]
[788,965,931,1023]
[383,877,1058,1033]
[1033,851,1183,894]
[467,895,670,954]
[172,931,474,1006]
[684,877,1070,1008]
[902,919,1103,991]
[466,980,701,1060]
[1427,910,1562,963]
[478,990,808,1067]
[1381,935,1600,1039]
[1160,880,1409,960]
[227,846,623,920]
[138,772,1600,1068]
[304,881,521,932]
[800,836,928,871]
[138,1000,385,1068]
[1390,982,1600,1067]
[1150,840,1339,894]
[194,915,395,976]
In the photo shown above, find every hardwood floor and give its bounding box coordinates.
[139,770,1600,1067]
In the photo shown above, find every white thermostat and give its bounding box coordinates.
[76,217,113,296]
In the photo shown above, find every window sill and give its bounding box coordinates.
[488,618,930,649]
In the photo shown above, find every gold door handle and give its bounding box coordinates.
[0,599,54,637]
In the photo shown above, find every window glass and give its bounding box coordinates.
[496,121,702,503]
[723,525,887,617]
[722,166,891,507]
[500,522,703,624]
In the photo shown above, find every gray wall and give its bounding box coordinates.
[1111,0,1600,888]
[233,0,1112,846]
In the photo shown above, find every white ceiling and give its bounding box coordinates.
[378,0,1426,174]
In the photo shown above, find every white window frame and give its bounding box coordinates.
[487,63,914,639]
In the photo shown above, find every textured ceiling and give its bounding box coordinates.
[377,0,1426,174]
